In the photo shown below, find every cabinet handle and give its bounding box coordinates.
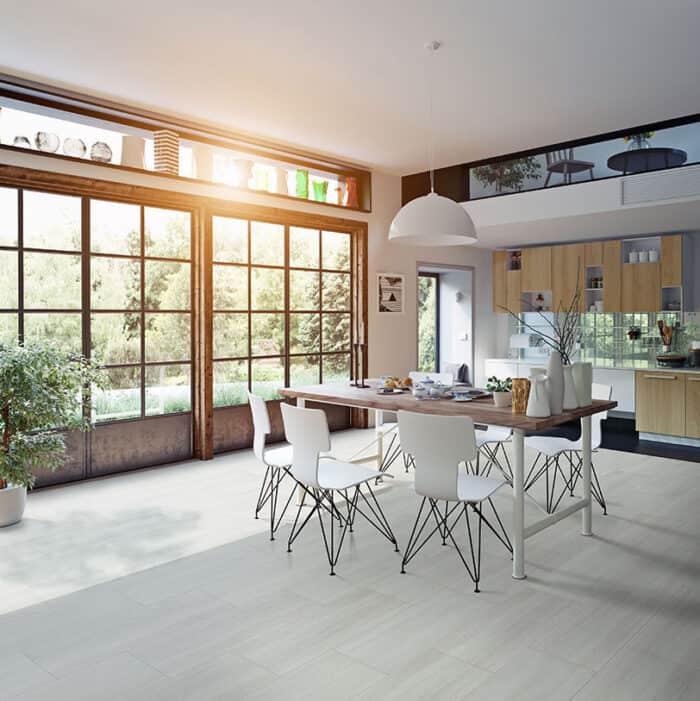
[688,377,700,383]
[643,374,677,380]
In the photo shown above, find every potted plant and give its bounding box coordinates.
[472,156,541,193]
[486,376,513,408]
[0,343,105,527]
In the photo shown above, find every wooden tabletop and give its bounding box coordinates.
[279,383,617,433]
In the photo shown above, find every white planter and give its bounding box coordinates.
[493,391,512,408]
[547,351,564,414]
[0,484,27,527]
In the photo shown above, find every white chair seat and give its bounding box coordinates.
[316,458,384,491]
[476,427,512,448]
[458,473,506,502]
[262,443,293,467]
[525,436,577,458]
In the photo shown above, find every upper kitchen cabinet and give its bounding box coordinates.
[621,261,660,312]
[506,269,522,313]
[661,234,683,287]
[492,250,507,312]
[602,240,621,312]
[584,241,604,267]
[521,246,551,292]
[552,243,584,311]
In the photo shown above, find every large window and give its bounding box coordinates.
[0,185,193,423]
[212,217,352,406]
[418,273,439,372]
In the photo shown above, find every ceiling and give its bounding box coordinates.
[1,1,699,175]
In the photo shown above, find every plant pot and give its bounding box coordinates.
[0,484,26,527]
[492,391,512,408]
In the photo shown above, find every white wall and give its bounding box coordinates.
[0,149,497,385]
[437,270,472,377]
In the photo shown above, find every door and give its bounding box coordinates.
[622,262,660,312]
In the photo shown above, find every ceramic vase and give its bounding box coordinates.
[121,135,146,169]
[526,376,550,418]
[529,367,547,378]
[572,361,593,407]
[562,365,578,410]
[547,351,564,414]
[191,142,213,181]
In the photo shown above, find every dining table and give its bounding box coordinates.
[278,382,617,580]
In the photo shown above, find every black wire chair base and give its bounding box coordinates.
[401,496,512,593]
[286,478,400,575]
[525,451,607,515]
[254,465,296,541]
[475,441,513,482]
[379,431,416,475]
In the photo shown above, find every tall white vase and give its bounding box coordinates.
[526,376,550,418]
[562,365,578,410]
[547,351,564,414]
[572,361,593,406]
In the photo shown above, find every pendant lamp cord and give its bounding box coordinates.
[426,41,439,194]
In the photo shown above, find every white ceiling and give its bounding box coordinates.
[1,1,699,175]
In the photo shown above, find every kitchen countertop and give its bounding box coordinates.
[485,358,700,373]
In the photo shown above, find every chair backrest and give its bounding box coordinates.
[398,411,477,500]
[409,371,454,386]
[280,403,330,488]
[590,383,612,449]
[546,148,574,166]
[248,392,271,462]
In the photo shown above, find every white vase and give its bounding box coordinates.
[121,135,145,169]
[526,376,550,418]
[572,361,593,407]
[529,367,547,378]
[547,351,564,414]
[562,365,578,410]
[191,143,214,181]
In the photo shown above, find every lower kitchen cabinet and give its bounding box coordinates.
[635,371,686,436]
[685,374,700,439]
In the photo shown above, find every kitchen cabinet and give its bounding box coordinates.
[506,270,522,313]
[552,243,584,311]
[661,234,682,287]
[621,262,660,312]
[584,241,604,267]
[635,371,686,436]
[521,246,551,292]
[492,250,507,312]
[602,240,621,312]
[685,375,700,439]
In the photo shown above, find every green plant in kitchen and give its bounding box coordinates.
[486,376,512,393]
[0,342,106,490]
[472,156,541,193]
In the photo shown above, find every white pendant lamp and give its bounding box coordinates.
[389,42,477,246]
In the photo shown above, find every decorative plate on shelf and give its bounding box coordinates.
[90,141,112,163]
[35,132,60,153]
[63,137,87,158]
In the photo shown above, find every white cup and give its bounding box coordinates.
[628,251,639,263]
[649,249,659,262]
[638,250,649,263]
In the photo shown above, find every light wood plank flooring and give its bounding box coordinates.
[0,429,699,700]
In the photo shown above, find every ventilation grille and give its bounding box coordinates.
[621,164,700,205]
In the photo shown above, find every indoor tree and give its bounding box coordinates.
[0,343,105,490]
[473,156,542,193]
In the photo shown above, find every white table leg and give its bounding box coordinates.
[581,415,592,536]
[295,398,306,505]
[512,428,526,579]
[375,409,384,471]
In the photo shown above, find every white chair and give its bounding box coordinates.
[475,426,513,481]
[248,392,295,541]
[397,411,511,592]
[281,403,399,575]
[409,371,454,386]
[524,383,612,514]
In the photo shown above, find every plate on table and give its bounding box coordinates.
[376,388,403,395]
[452,395,473,403]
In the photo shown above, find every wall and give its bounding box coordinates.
[0,149,497,386]
[437,270,472,374]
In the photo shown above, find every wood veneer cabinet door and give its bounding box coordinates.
[603,240,621,312]
[521,246,551,292]
[685,375,700,439]
[506,270,522,313]
[635,371,686,436]
[551,243,584,311]
[584,241,604,267]
[661,234,682,287]
[492,250,507,312]
[621,262,660,312]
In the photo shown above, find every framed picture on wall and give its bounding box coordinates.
[377,273,404,313]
